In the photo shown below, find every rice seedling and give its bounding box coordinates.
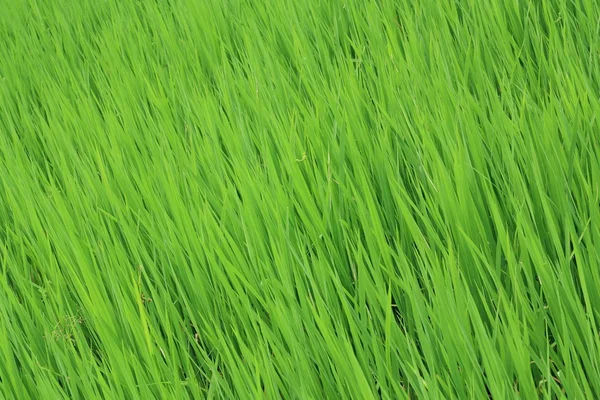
[1,0,599,398]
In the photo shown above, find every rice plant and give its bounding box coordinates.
[1,0,599,398]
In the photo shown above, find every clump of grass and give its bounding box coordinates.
[1,0,599,398]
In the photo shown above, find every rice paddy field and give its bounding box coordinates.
[1,0,600,398]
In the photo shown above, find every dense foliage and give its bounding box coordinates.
[1,0,599,398]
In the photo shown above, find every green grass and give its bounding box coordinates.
[1,0,599,398]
